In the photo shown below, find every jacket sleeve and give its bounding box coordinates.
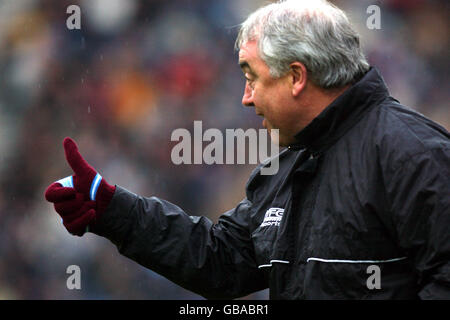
[89,186,267,299]
[385,147,450,299]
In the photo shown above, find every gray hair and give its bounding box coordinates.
[235,0,370,89]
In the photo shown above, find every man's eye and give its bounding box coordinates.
[245,76,255,87]
[244,73,254,81]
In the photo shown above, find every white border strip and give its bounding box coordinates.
[258,259,290,269]
[306,256,407,264]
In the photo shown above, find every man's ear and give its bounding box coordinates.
[290,62,307,97]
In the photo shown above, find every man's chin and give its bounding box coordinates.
[270,132,297,148]
[268,129,282,146]
[275,139,289,148]
[264,126,293,147]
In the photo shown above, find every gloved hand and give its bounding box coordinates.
[44,137,116,236]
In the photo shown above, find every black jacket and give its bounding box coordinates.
[91,68,450,299]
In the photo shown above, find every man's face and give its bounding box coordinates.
[239,41,300,147]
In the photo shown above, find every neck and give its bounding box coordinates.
[296,82,350,131]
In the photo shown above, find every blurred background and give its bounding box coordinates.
[0,0,448,299]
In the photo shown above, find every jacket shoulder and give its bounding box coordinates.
[372,99,450,166]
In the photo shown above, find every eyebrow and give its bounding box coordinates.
[239,61,252,71]
[239,61,257,77]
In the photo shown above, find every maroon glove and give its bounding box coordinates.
[44,137,116,236]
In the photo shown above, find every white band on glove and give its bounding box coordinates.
[56,176,74,188]
[56,173,102,201]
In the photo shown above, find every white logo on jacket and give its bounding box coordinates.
[260,208,284,227]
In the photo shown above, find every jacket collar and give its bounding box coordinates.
[288,67,391,154]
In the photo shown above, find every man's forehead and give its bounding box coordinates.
[238,41,258,68]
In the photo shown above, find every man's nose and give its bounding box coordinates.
[242,82,255,107]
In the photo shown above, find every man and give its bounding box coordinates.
[45,0,450,299]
